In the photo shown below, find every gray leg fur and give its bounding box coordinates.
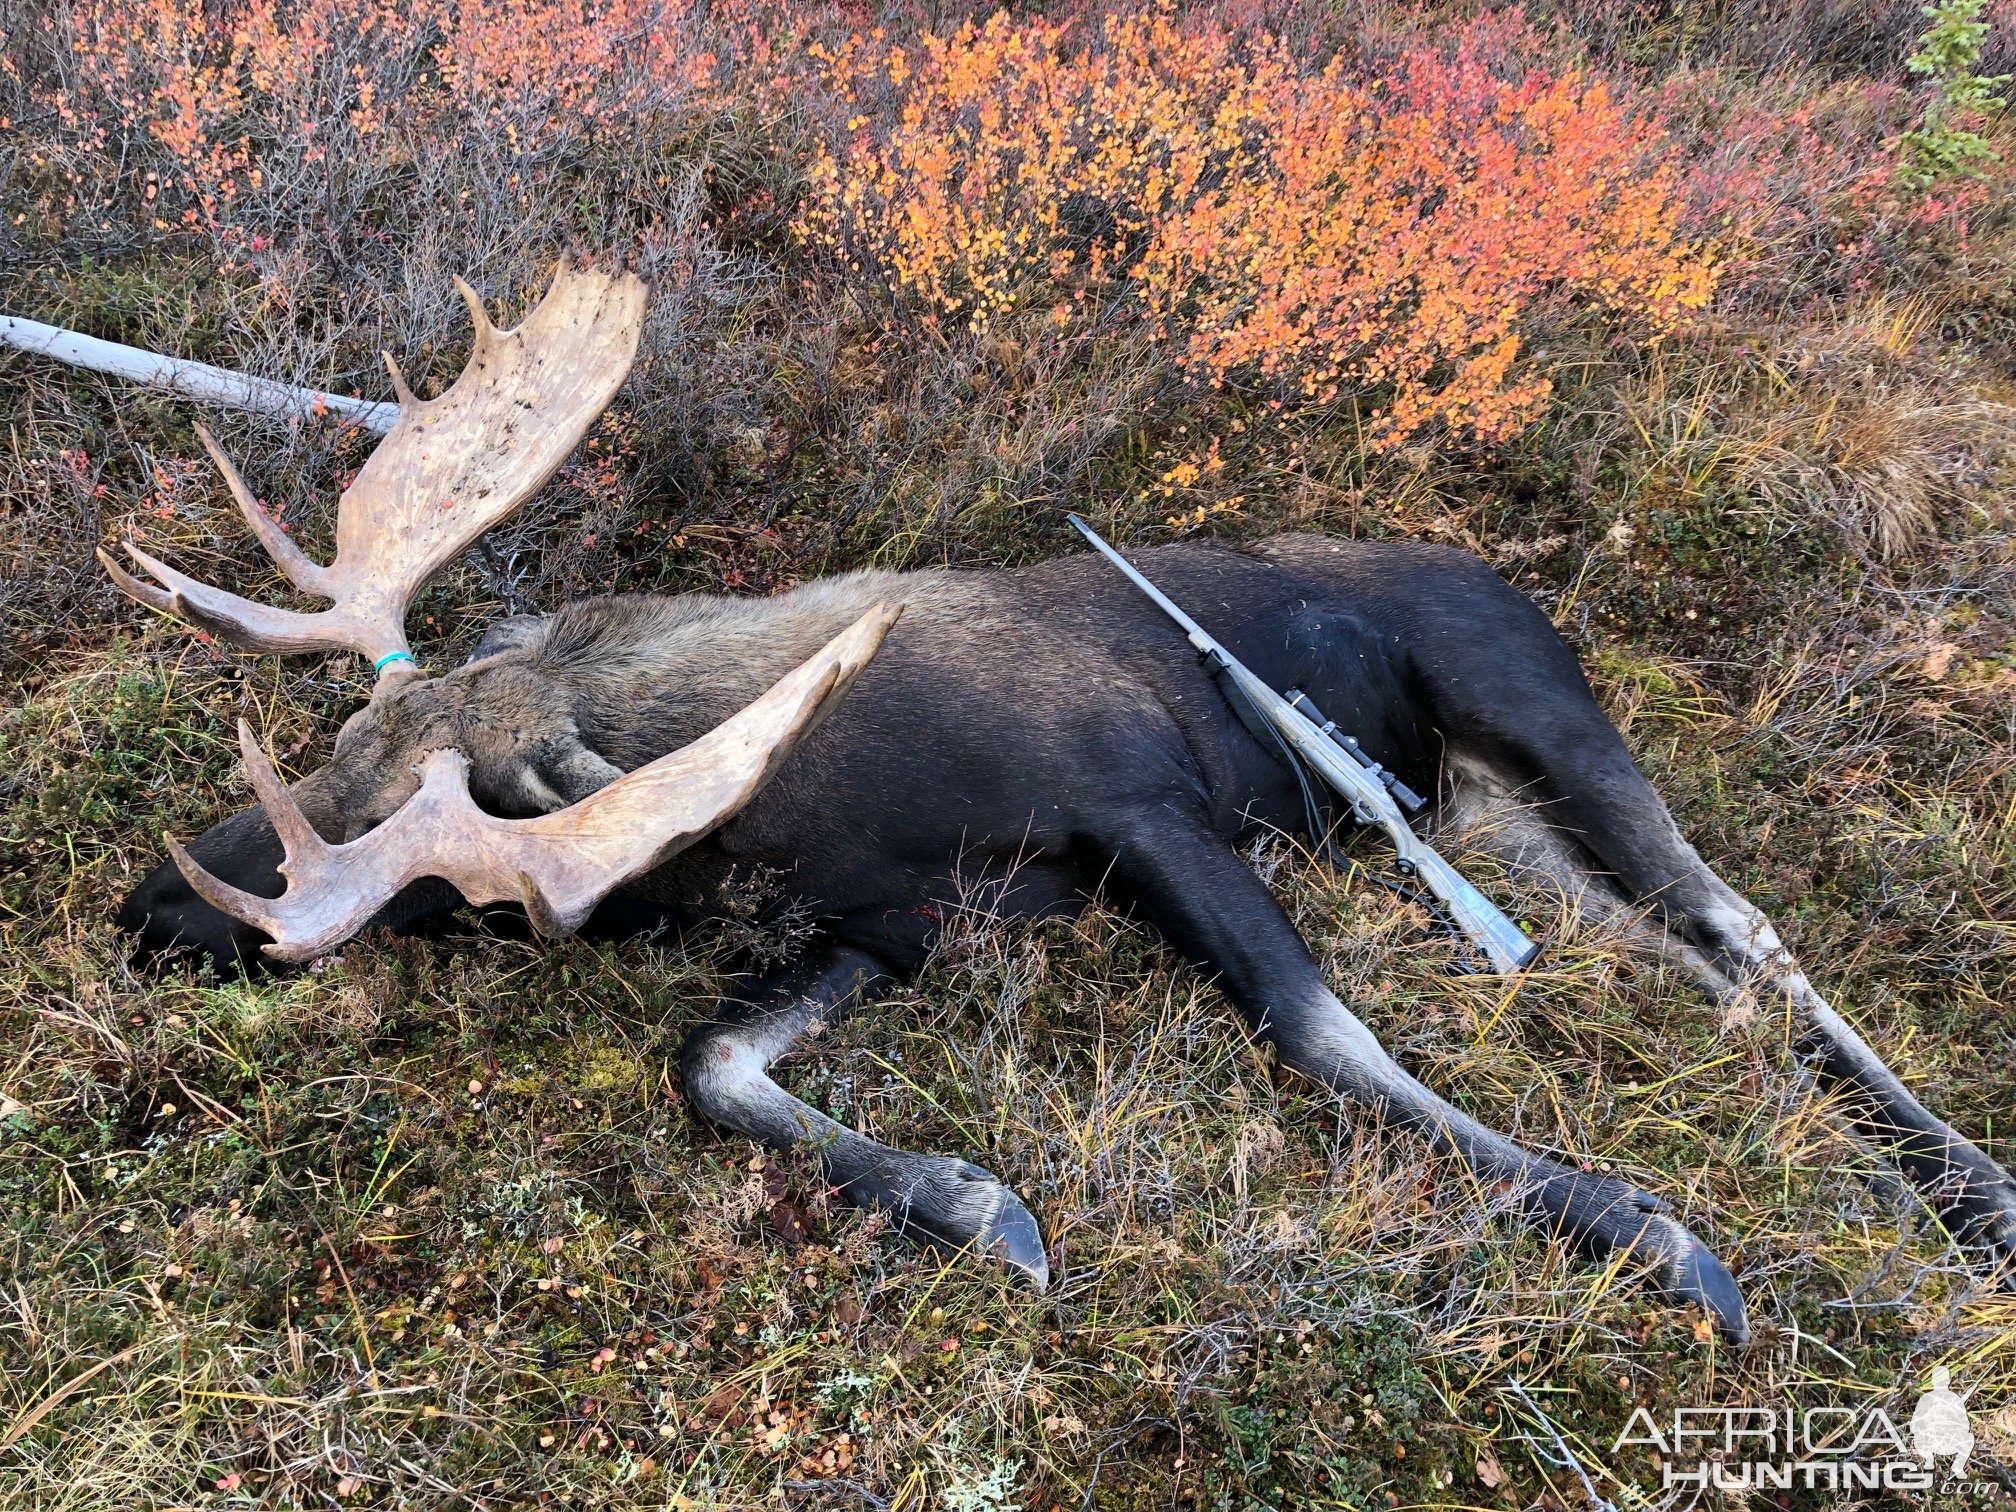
[1103,806,1751,1340]
[1445,751,2016,1273]
[679,946,1049,1286]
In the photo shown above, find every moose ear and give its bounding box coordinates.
[466,614,548,664]
[529,736,626,809]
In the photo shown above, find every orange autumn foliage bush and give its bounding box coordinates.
[46,0,1735,453]
[799,9,1721,448]
[53,0,717,244]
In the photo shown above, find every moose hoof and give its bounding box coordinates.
[882,1157,1050,1291]
[1642,1215,1750,1345]
[1534,1170,1749,1342]
[1943,1162,2016,1283]
[975,1185,1050,1290]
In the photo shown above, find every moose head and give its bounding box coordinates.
[103,261,897,963]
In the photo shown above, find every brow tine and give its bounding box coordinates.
[165,834,281,938]
[115,541,381,658]
[95,546,177,615]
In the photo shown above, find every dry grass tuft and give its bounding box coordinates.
[1613,297,2016,561]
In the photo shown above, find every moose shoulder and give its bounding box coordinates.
[119,534,2016,1341]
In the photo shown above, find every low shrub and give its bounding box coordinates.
[797,9,1720,451]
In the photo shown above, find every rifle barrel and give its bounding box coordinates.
[1066,515,1219,651]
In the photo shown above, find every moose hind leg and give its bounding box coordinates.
[1100,807,1750,1340]
[678,944,1049,1286]
[1492,713,2016,1273]
[1679,872,2016,1269]
[1436,753,1741,986]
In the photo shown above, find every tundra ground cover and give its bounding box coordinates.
[2,1,2014,1507]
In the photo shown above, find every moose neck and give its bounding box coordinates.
[527,569,920,769]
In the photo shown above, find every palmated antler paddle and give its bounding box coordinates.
[98,260,648,684]
[170,604,901,961]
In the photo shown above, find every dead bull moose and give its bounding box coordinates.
[104,264,2016,1345]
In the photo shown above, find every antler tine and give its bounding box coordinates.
[193,423,328,593]
[163,720,334,937]
[380,351,420,410]
[100,260,650,687]
[518,871,569,941]
[166,833,286,939]
[452,273,500,345]
[234,718,330,865]
[107,539,368,655]
[179,604,901,962]
[96,545,176,616]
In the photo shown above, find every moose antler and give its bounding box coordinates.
[168,605,900,961]
[98,260,648,684]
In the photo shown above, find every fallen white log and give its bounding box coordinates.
[0,313,398,435]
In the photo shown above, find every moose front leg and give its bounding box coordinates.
[1101,809,1751,1341]
[678,944,1049,1287]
